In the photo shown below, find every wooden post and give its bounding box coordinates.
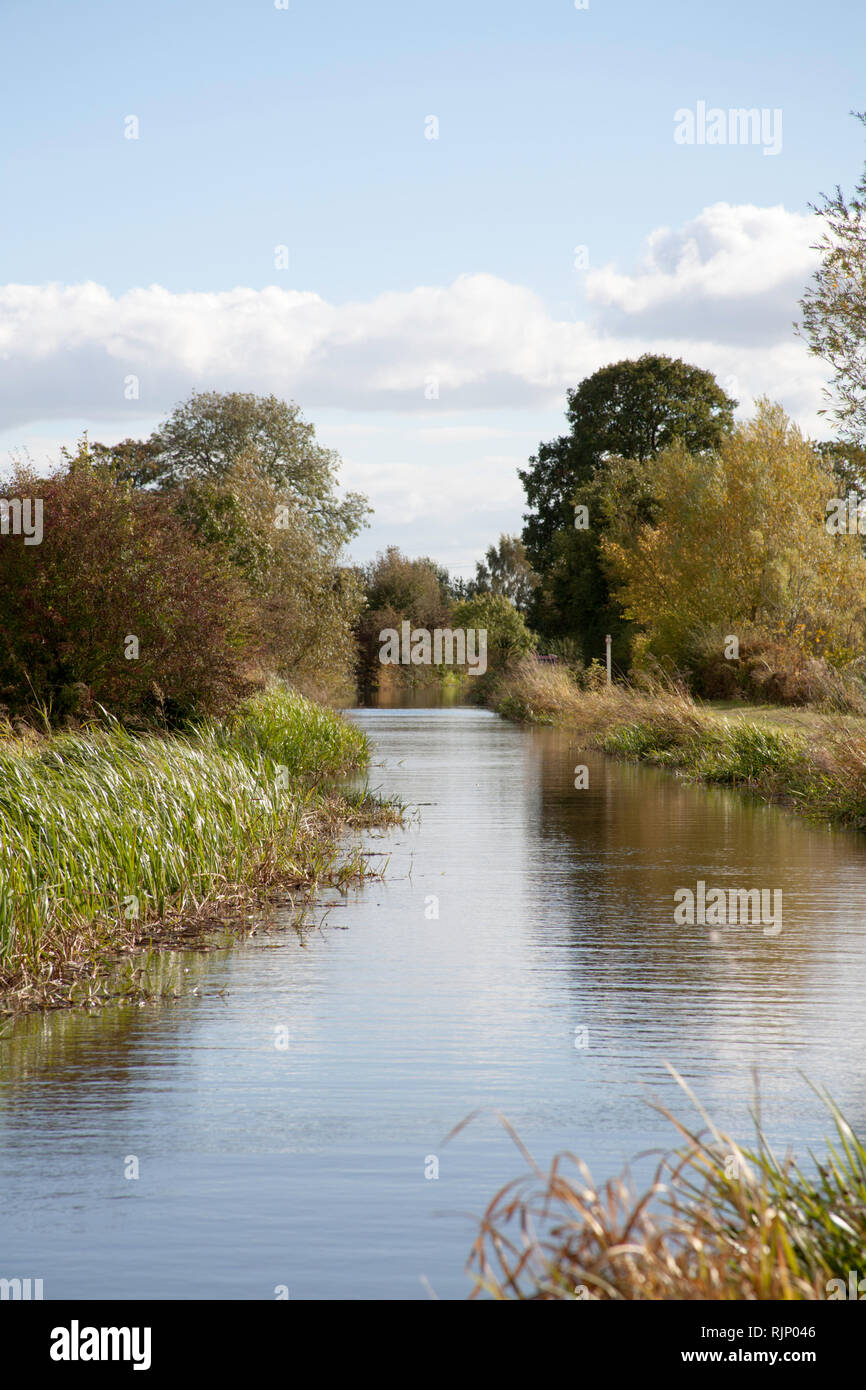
[605,633,612,685]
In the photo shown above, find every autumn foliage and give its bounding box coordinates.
[600,402,866,690]
[0,458,254,724]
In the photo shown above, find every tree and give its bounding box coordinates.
[471,534,539,616]
[815,439,866,497]
[519,434,580,579]
[601,401,866,666]
[354,548,455,695]
[92,391,369,699]
[799,112,866,445]
[521,355,737,574]
[94,390,369,547]
[0,447,254,724]
[89,436,163,490]
[540,456,660,668]
[172,453,364,697]
[361,548,452,624]
[452,593,535,668]
[519,355,736,656]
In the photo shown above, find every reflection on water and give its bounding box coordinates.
[2,707,866,1299]
[357,675,464,708]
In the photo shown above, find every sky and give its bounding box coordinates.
[1,0,865,577]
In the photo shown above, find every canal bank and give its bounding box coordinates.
[490,658,866,833]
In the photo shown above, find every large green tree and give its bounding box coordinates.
[519,355,736,661]
[92,391,369,698]
[94,390,369,548]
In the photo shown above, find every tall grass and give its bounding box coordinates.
[464,1069,866,1300]
[0,684,396,1012]
[491,659,591,725]
[217,683,368,780]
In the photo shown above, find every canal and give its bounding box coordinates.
[2,705,865,1299]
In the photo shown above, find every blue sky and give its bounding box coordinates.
[1,0,864,574]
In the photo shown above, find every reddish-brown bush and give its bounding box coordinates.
[0,459,256,724]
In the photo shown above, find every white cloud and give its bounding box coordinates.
[585,202,819,344]
[410,424,538,443]
[0,203,830,438]
[340,454,525,526]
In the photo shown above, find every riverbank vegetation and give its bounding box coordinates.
[489,345,866,829]
[491,660,866,831]
[467,1070,866,1300]
[0,684,398,1016]
[481,123,866,786]
[1,390,368,724]
[516,383,866,706]
[509,122,866,708]
[0,392,400,1014]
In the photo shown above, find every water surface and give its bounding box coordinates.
[2,706,866,1299]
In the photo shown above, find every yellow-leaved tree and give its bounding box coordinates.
[600,401,866,667]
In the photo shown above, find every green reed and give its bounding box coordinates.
[0,685,389,1003]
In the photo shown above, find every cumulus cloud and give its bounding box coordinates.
[585,202,818,344]
[0,203,829,435]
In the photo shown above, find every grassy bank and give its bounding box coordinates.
[0,685,398,1016]
[466,1069,866,1300]
[490,659,866,832]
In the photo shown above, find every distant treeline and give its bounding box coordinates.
[6,104,866,730]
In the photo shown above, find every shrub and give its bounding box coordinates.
[465,1074,865,1300]
[686,628,866,713]
[0,456,255,725]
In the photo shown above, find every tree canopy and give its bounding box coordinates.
[470,534,539,615]
[602,401,866,668]
[799,112,866,447]
[94,390,369,548]
[520,355,736,574]
[91,391,369,700]
[519,355,736,659]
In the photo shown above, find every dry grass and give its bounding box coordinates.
[491,658,709,737]
[462,1068,863,1301]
